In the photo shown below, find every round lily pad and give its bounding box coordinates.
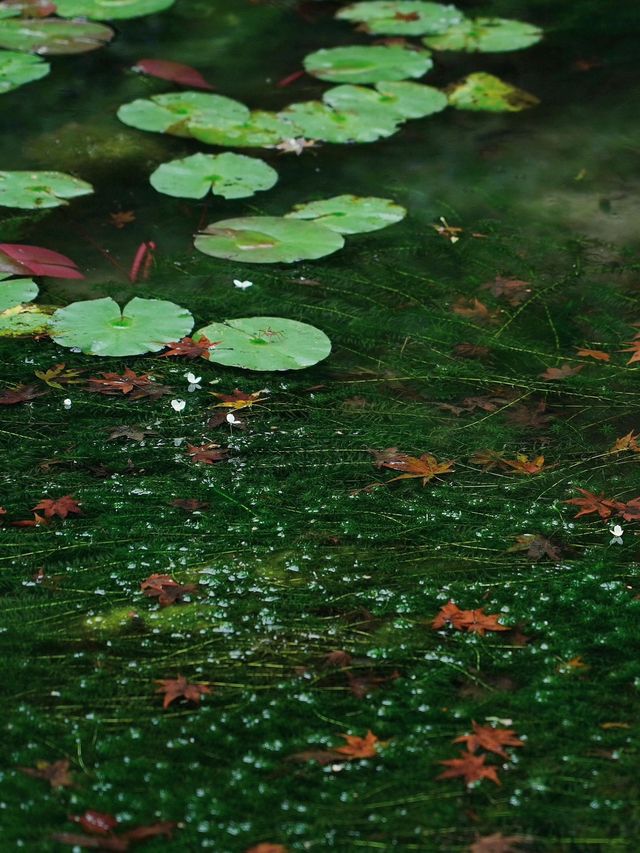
[423,18,543,52]
[150,152,278,200]
[0,303,54,337]
[190,111,292,148]
[0,274,37,311]
[195,317,332,371]
[279,100,399,144]
[304,45,432,84]
[117,92,249,139]
[0,50,49,94]
[324,81,447,121]
[286,194,406,235]
[0,171,93,209]
[55,0,175,19]
[0,18,114,55]
[194,216,344,264]
[50,296,194,356]
[447,72,539,112]
[336,1,464,36]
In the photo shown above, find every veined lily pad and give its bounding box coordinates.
[0,171,93,209]
[0,18,114,54]
[0,50,49,93]
[447,72,539,112]
[194,216,344,264]
[279,101,399,144]
[150,152,278,200]
[336,1,464,36]
[190,111,292,148]
[423,18,542,52]
[50,296,194,357]
[0,273,37,312]
[117,92,249,139]
[195,317,332,371]
[0,302,54,337]
[304,45,432,84]
[324,81,447,121]
[286,194,406,234]
[55,0,175,20]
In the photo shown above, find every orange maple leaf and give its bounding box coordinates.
[333,730,384,759]
[109,211,136,229]
[452,297,499,324]
[159,336,218,360]
[437,751,501,786]
[500,454,547,475]
[470,833,529,853]
[380,452,454,486]
[622,341,640,364]
[564,488,624,519]
[539,363,584,380]
[18,759,73,788]
[245,845,288,853]
[576,347,610,362]
[432,602,509,636]
[32,495,81,519]
[187,443,229,464]
[155,674,211,709]
[140,573,198,607]
[454,721,524,759]
[610,431,640,453]
[211,389,266,410]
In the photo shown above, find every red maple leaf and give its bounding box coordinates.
[140,573,198,607]
[53,810,177,850]
[564,488,624,519]
[32,495,81,519]
[0,384,48,405]
[87,369,171,400]
[431,602,509,635]
[333,730,384,759]
[159,336,218,360]
[454,721,524,759]
[619,498,640,521]
[437,751,501,786]
[155,674,211,708]
[186,443,229,464]
[134,58,215,91]
[376,450,455,485]
[70,811,118,836]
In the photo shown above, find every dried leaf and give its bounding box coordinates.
[469,833,529,853]
[610,431,640,453]
[159,336,217,360]
[140,573,198,607]
[481,276,531,306]
[0,384,48,405]
[186,443,229,464]
[539,363,584,380]
[109,211,136,229]
[432,601,509,636]
[576,347,610,362]
[452,297,500,324]
[377,450,454,486]
[107,426,156,443]
[169,498,209,513]
[34,363,84,389]
[87,369,171,400]
[564,488,624,519]
[454,721,524,759]
[508,534,561,562]
[210,388,266,410]
[32,495,81,519]
[155,674,211,709]
[437,751,501,786]
[18,759,73,788]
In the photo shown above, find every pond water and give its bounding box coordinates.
[2,0,640,850]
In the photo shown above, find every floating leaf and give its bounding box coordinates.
[0,18,114,54]
[0,274,37,311]
[150,152,278,200]
[0,171,93,209]
[194,216,344,264]
[324,81,447,122]
[447,72,539,112]
[286,194,406,234]
[423,17,543,52]
[133,57,214,90]
[55,0,175,19]
[304,45,432,84]
[0,303,54,336]
[50,296,194,357]
[190,110,292,148]
[336,1,464,36]
[279,100,399,144]
[117,91,249,138]
[194,317,332,371]
[0,50,48,93]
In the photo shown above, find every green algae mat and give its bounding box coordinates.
[1,0,640,850]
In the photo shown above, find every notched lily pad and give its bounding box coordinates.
[0,18,114,55]
[190,111,292,148]
[50,296,194,356]
[286,194,406,234]
[447,72,539,112]
[194,216,344,264]
[304,45,432,84]
[279,100,399,144]
[0,273,38,311]
[150,152,278,200]
[324,81,447,121]
[117,91,249,139]
[336,1,464,36]
[0,170,93,209]
[55,0,175,20]
[195,317,332,371]
[423,17,542,52]
[0,50,49,93]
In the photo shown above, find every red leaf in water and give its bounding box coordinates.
[134,59,214,91]
[140,573,198,607]
[70,810,119,836]
[0,243,83,279]
[155,674,211,708]
[0,384,49,405]
[32,495,81,519]
[437,751,501,786]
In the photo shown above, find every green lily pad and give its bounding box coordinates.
[0,273,37,311]
[117,92,249,139]
[150,152,278,200]
[0,18,114,55]
[0,171,93,209]
[336,1,464,36]
[304,45,432,84]
[0,302,54,337]
[279,101,399,144]
[447,72,539,112]
[286,194,406,234]
[55,0,175,20]
[0,50,49,94]
[190,111,292,148]
[194,216,344,264]
[423,17,542,52]
[324,81,447,121]
[50,296,194,357]
[195,317,332,371]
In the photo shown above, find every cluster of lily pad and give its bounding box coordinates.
[0,0,175,95]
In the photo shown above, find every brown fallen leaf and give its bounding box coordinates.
[333,730,384,759]
[437,751,501,786]
[87,369,171,400]
[610,431,640,453]
[508,534,561,562]
[187,443,230,464]
[481,276,532,306]
[564,488,624,519]
[539,363,584,380]
[432,601,509,636]
[452,297,500,324]
[469,833,529,853]
[454,721,524,759]
[245,845,288,853]
[159,336,217,360]
[169,498,210,513]
[376,450,454,486]
[107,426,156,443]
[210,388,267,410]
[18,758,73,788]
[109,211,136,229]
[576,347,610,362]
[140,573,198,607]
[453,342,491,360]
[32,495,81,519]
[155,675,211,709]
[0,384,48,405]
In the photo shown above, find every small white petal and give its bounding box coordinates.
[233,279,253,290]
[62,398,72,409]
[171,399,186,412]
